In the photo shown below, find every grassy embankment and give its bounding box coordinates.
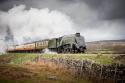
[0,53,92,83]
[0,53,37,64]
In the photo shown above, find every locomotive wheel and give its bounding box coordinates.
[67,48,71,53]
[72,44,78,53]
[63,48,67,53]
[62,48,69,53]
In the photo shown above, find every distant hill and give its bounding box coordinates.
[86,40,125,54]
[87,39,125,43]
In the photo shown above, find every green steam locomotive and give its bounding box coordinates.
[49,33,86,53]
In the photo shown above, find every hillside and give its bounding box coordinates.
[86,40,125,54]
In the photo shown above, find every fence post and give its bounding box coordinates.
[114,64,117,82]
[80,60,84,77]
[90,62,93,78]
[100,64,103,79]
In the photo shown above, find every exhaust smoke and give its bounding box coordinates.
[43,49,57,54]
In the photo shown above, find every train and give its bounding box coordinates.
[7,33,86,53]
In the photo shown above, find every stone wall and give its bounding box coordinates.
[35,57,125,83]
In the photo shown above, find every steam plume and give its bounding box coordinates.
[0,5,75,45]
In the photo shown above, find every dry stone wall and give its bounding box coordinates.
[35,57,125,83]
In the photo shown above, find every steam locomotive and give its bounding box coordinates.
[7,33,86,53]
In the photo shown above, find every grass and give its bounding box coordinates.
[9,53,37,64]
[0,53,124,83]
[0,53,123,65]
[0,53,92,83]
[0,62,92,83]
[41,53,116,65]
[0,53,37,64]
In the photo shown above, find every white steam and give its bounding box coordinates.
[0,5,75,44]
[43,49,57,54]
[0,40,6,53]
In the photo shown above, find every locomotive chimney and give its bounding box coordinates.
[75,33,80,37]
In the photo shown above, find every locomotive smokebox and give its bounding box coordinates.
[75,33,80,37]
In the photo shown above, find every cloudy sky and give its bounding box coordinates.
[0,0,125,47]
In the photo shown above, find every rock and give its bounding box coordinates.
[48,75,58,80]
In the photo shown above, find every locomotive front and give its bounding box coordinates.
[74,33,86,53]
[58,33,86,53]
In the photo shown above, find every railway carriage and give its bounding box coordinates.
[35,40,49,52]
[23,43,36,52]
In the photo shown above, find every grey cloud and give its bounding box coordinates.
[103,0,125,20]
[0,0,125,42]
[1,0,124,20]
[83,0,125,20]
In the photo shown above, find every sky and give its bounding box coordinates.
[0,0,125,51]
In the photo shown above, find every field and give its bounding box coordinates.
[0,53,125,83]
[0,53,93,83]
[86,40,125,54]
